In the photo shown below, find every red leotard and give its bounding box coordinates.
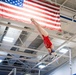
[42,35,52,48]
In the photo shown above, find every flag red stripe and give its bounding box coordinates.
[27,0,59,11]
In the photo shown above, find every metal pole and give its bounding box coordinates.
[8,70,13,75]
[69,48,72,75]
[38,70,40,75]
[13,68,16,75]
[8,68,16,75]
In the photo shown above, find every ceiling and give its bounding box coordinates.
[0,0,76,75]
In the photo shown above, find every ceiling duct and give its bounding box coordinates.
[15,31,29,46]
[24,35,43,54]
[11,27,30,51]
[10,47,19,51]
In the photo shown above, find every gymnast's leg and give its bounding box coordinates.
[31,18,49,38]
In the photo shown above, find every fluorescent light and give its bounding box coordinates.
[0,59,3,63]
[3,36,14,42]
[59,48,68,54]
[25,74,31,75]
[0,51,7,55]
[38,65,46,69]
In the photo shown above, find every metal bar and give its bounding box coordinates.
[8,69,13,75]
[13,68,16,75]
[8,68,16,75]
[0,22,33,33]
[31,54,49,70]
[0,48,36,57]
[38,70,40,75]
[41,53,65,69]
[0,65,46,71]
[18,37,26,47]
[19,37,24,46]
[60,0,69,7]
[8,70,13,75]
[0,54,38,62]
[68,48,72,75]
[0,70,24,73]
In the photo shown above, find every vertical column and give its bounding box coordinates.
[13,68,16,75]
[69,48,72,75]
[38,70,40,75]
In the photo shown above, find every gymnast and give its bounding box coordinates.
[31,18,55,55]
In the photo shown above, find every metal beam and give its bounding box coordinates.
[0,48,37,57]
[0,64,46,71]
[0,42,70,58]
[60,0,69,7]
[0,22,33,33]
[0,42,46,53]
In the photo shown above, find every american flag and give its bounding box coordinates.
[0,0,61,31]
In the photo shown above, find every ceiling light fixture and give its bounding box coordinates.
[38,64,46,69]
[0,51,7,55]
[0,59,3,63]
[59,48,68,54]
[3,36,14,43]
[25,74,31,75]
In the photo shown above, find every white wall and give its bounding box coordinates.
[49,57,76,75]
